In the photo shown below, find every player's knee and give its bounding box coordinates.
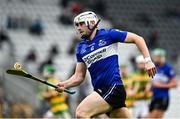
[76,108,90,118]
[151,110,164,118]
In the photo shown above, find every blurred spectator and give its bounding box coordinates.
[24,49,37,62]
[136,12,152,26]
[10,102,33,118]
[165,6,180,20]
[129,56,137,71]
[38,44,59,74]
[0,27,10,49]
[19,14,31,29]
[38,58,54,74]
[71,2,81,15]
[58,9,73,25]
[58,0,70,8]
[49,44,59,58]
[89,0,106,17]
[23,48,39,74]
[29,18,44,36]
[6,15,19,29]
[6,14,31,30]
[147,31,158,50]
[58,1,81,25]
[0,27,15,62]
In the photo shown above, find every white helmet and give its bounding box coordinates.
[74,11,99,28]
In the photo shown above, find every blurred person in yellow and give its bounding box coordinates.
[144,48,178,118]
[42,65,71,118]
[120,65,134,114]
[131,55,152,118]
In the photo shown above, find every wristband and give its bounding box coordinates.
[144,57,151,63]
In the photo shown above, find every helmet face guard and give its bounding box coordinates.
[74,11,99,30]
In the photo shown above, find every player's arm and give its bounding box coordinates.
[152,77,178,88]
[56,63,87,92]
[63,63,87,88]
[131,82,140,96]
[145,82,152,93]
[124,32,150,58]
[124,32,156,77]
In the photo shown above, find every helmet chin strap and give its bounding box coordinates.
[86,19,101,39]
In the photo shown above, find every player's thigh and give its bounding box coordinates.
[110,107,132,118]
[76,91,112,117]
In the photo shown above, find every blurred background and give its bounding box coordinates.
[0,0,179,118]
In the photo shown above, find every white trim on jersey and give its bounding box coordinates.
[82,43,118,68]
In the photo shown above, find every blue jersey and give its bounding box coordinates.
[76,29,127,90]
[152,63,176,99]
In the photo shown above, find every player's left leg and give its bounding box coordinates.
[107,85,132,118]
[75,91,112,118]
[109,107,133,118]
[143,97,169,119]
[144,109,165,118]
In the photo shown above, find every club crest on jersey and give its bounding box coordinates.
[80,45,87,54]
[98,39,106,46]
[90,46,94,51]
[80,49,86,54]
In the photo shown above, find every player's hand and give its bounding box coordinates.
[145,61,156,78]
[55,82,65,93]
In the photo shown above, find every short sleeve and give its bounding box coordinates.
[76,53,84,62]
[168,66,176,79]
[76,45,84,63]
[108,29,127,43]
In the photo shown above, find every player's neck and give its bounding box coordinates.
[89,29,98,41]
